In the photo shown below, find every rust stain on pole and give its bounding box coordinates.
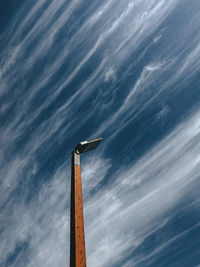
[70,152,86,267]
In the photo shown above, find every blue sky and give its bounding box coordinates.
[1,0,200,266]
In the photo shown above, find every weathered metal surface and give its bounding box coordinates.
[74,152,80,166]
[75,164,86,266]
[70,153,86,267]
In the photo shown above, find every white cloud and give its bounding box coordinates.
[0,164,70,266]
[82,156,111,198]
[85,110,200,266]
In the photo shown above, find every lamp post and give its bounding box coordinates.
[70,138,103,267]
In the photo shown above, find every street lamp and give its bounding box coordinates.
[70,138,103,267]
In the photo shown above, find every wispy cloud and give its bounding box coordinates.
[0,163,69,266]
[85,110,200,266]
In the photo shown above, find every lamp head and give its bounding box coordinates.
[73,138,103,154]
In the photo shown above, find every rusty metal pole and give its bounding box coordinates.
[70,138,102,267]
[70,152,86,267]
